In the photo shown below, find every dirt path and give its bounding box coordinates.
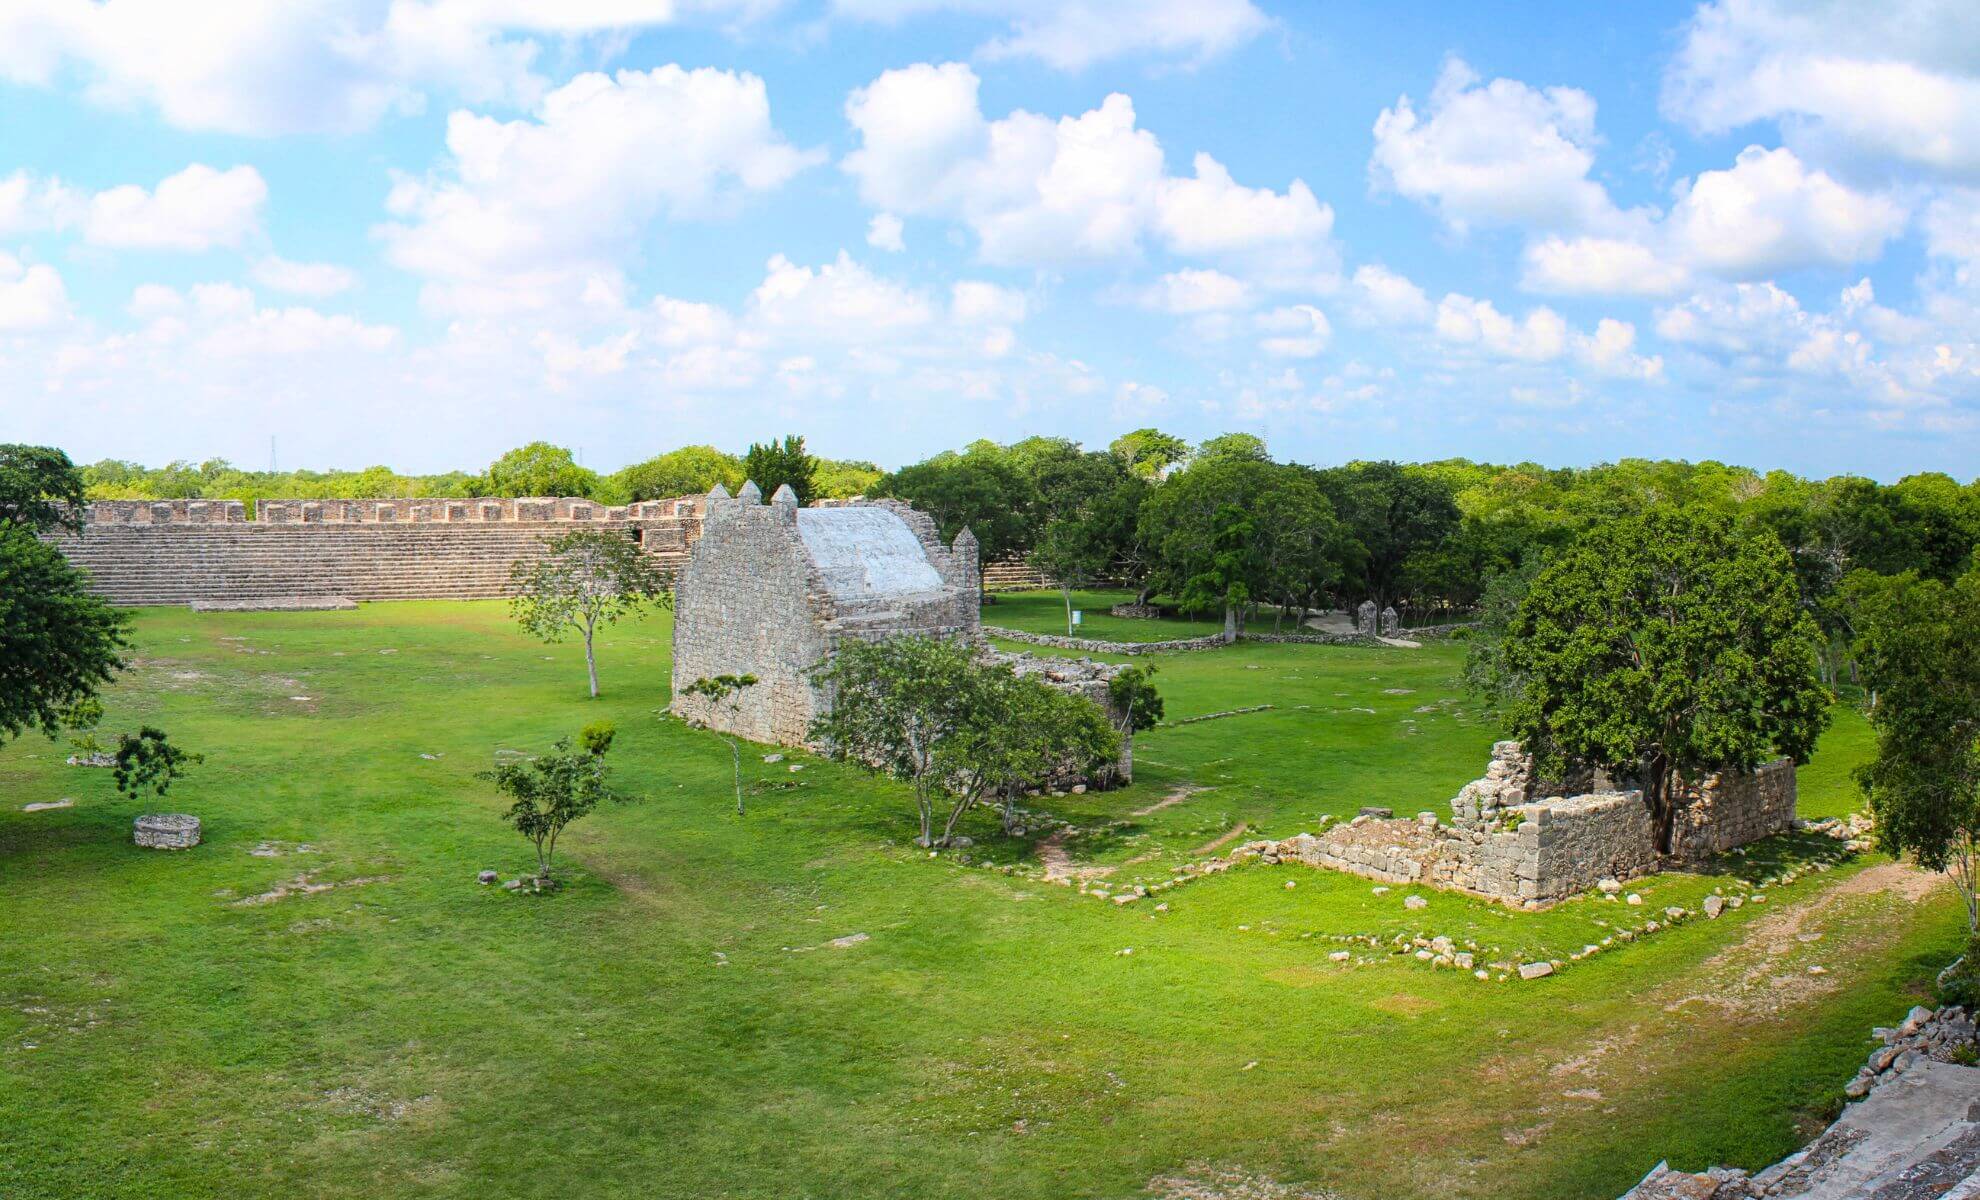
[1036,830,1116,884]
[1134,786,1208,818]
[1192,823,1250,856]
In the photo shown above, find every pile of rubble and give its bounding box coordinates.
[1798,810,1877,853]
[1846,1004,1976,1098]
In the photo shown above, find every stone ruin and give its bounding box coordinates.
[669,483,1133,784]
[1281,741,1797,907]
[1355,599,1378,636]
[48,494,710,607]
[133,813,201,850]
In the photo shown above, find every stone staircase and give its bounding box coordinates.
[52,525,688,607]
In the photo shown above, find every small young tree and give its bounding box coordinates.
[1853,565,1980,931]
[509,529,667,698]
[978,677,1119,837]
[1107,664,1165,736]
[1499,507,1831,853]
[112,727,203,799]
[484,721,625,886]
[680,673,759,815]
[810,636,981,847]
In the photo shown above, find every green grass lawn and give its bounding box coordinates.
[0,601,1960,1200]
[984,588,1227,641]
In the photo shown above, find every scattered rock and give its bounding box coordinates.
[22,799,73,812]
[477,869,498,884]
[1598,878,1622,895]
[1404,895,1428,910]
[828,932,869,949]
[762,753,784,763]
[1329,950,1351,962]
[1359,806,1393,818]
[1626,893,1643,906]
[1703,895,1725,919]
[1518,962,1555,980]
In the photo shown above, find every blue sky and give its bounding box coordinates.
[2,0,1976,481]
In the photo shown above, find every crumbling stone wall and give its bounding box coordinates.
[993,651,1135,787]
[48,496,703,606]
[1300,741,1799,906]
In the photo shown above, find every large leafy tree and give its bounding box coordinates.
[810,636,1118,847]
[874,451,1035,564]
[741,435,818,504]
[509,530,668,698]
[1029,451,1137,633]
[1108,428,1190,481]
[611,446,745,503]
[482,442,600,498]
[1500,507,1830,853]
[1309,461,1461,613]
[1852,563,1980,931]
[0,446,128,748]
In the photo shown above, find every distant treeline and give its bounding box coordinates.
[77,428,1980,671]
[79,440,883,510]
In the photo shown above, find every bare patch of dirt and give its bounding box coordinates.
[1134,785,1209,818]
[1037,830,1116,883]
[231,872,387,907]
[1193,823,1250,856]
[1147,1163,1343,1200]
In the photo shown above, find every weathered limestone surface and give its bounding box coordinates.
[48,496,704,606]
[133,813,200,849]
[670,486,979,749]
[1290,742,1798,906]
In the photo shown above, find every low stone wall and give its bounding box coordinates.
[1286,742,1799,907]
[1668,760,1797,860]
[981,626,1230,655]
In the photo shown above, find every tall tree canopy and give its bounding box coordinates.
[611,446,745,503]
[1309,461,1461,611]
[874,449,1034,564]
[741,435,818,504]
[0,446,128,747]
[1498,507,1830,853]
[1109,428,1190,480]
[1852,562,1980,931]
[481,442,600,499]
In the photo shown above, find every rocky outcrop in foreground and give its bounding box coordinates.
[1622,1005,1980,1199]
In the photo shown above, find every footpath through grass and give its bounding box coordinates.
[0,599,1959,1200]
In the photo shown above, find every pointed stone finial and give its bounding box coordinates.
[707,482,731,500]
[953,526,978,552]
[737,480,763,504]
[770,483,798,507]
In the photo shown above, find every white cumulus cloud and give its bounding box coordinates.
[84,164,267,252]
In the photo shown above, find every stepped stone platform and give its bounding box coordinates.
[189,597,356,612]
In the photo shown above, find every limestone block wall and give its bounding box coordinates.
[995,651,1134,786]
[668,493,835,747]
[49,496,703,606]
[1668,759,1796,860]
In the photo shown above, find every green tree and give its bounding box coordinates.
[508,529,668,698]
[1500,507,1831,853]
[742,435,818,504]
[1309,461,1461,614]
[1194,432,1270,464]
[482,442,600,498]
[1029,451,1135,634]
[0,444,87,532]
[112,727,203,799]
[813,458,883,499]
[874,451,1035,564]
[680,674,759,815]
[1852,564,1980,931]
[1107,664,1165,734]
[1109,428,1190,480]
[810,637,1115,848]
[484,722,627,885]
[612,446,746,503]
[0,449,129,748]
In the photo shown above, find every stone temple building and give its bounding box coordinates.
[669,483,982,747]
[669,482,1133,785]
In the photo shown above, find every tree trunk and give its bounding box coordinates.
[583,619,599,698]
[1061,584,1075,636]
[1222,605,1237,644]
[729,737,744,816]
[1646,753,1678,856]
